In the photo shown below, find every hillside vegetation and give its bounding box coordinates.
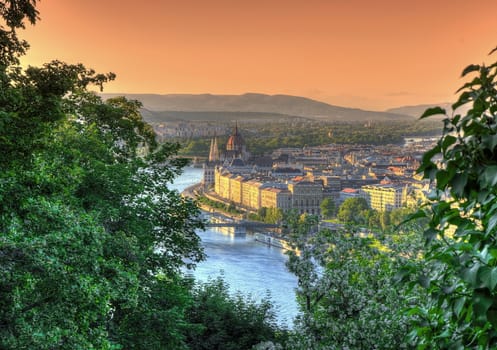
[102,92,415,122]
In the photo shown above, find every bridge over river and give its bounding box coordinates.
[202,213,344,232]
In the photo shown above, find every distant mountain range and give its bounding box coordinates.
[101,92,447,123]
[386,103,456,118]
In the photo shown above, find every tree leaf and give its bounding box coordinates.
[453,297,466,319]
[419,275,431,288]
[450,173,468,197]
[421,144,441,164]
[456,77,483,93]
[423,227,438,243]
[420,107,446,119]
[436,169,451,188]
[441,135,457,151]
[461,263,480,287]
[461,64,481,77]
[404,209,427,222]
[483,165,497,187]
[487,215,497,237]
[473,291,494,324]
[478,266,497,291]
[482,134,497,151]
[451,114,461,125]
[452,91,472,110]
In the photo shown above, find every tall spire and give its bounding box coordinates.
[209,138,214,161]
[213,137,219,161]
[209,135,219,162]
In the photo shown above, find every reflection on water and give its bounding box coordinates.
[171,167,299,327]
[211,226,238,242]
[192,227,299,327]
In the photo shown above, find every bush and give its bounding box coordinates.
[185,277,286,350]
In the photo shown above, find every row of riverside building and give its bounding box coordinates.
[214,168,324,215]
[212,166,412,215]
[202,124,429,216]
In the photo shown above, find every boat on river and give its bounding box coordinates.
[254,232,300,255]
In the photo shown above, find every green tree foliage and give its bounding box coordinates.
[407,48,497,348]
[380,210,391,231]
[197,195,243,215]
[388,207,414,227]
[319,197,335,219]
[185,277,284,350]
[175,119,442,158]
[0,0,38,66]
[266,207,283,224]
[180,138,211,156]
[258,207,268,219]
[251,207,284,224]
[0,3,205,348]
[336,197,369,224]
[365,208,381,230]
[285,215,422,349]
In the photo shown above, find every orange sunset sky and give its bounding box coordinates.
[20,0,497,110]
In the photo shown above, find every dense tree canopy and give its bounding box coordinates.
[185,277,284,350]
[284,214,423,349]
[405,48,497,348]
[0,3,207,348]
[319,197,335,219]
[0,0,38,66]
[174,119,442,158]
[0,2,286,349]
[336,197,369,224]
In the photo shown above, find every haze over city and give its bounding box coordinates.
[20,0,497,111]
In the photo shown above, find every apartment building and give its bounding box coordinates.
[361,184,407,211]
[261,187,292,211]
[287,181,324,215]
[242,180,263,210]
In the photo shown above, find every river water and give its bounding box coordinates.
[170,166,299,327]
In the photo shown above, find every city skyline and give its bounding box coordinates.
[20,0,497,111]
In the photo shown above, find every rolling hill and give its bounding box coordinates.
[386,102,470,119]
[101,93,414,123]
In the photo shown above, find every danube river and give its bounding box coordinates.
[170,166,299,327]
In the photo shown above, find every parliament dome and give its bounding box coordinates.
[226,124,245,151]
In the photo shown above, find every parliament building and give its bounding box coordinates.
[203,124,326,215]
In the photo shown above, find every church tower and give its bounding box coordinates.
[208,136,220,162]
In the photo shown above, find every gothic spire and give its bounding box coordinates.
[209,135,219,162]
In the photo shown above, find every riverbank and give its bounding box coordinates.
[181,183,246,220]
[182,183,295,248]
[181,182,202,199]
